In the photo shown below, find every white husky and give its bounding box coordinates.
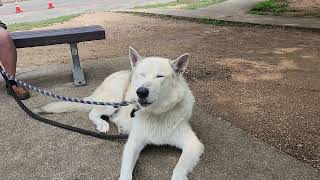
[35,47,204,180]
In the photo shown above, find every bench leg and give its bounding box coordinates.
[70,43,86,86]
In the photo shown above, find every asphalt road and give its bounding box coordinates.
[0,0,171,24]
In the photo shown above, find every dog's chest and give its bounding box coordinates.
[133,113,181,145]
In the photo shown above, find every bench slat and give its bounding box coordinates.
[11,25,106,48]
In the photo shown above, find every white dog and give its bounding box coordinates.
[35,47,204,180]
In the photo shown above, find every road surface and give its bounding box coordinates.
[0,0,171,24]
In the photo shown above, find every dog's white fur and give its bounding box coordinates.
[35,47,204,180]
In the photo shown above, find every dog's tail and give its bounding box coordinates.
[34,101,94,114]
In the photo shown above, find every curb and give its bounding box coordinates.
[114,10,320,33]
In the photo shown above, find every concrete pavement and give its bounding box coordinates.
[123,0,320,31]
[0,0,172,24]
[0,57,319,179]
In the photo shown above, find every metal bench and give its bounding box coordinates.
[11,25,106,86]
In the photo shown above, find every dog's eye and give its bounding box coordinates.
[156,75,164,78]
[139,73,145,77]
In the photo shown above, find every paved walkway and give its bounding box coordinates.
[0,58,319,179]
[122,0,320,31]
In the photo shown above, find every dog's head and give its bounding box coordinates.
[129,47,189,113]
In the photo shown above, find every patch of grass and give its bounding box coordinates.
[185,0,225,9]
[128,12,251,26]
[8,15,79,32]
[134,0,226,10]
[250,0,288,15]
[135,0,192,9]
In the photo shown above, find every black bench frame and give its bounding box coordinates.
[11,25,106,86]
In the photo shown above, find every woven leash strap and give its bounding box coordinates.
[0,67,134,108]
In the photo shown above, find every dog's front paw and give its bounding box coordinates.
[33,107,44,115]
[118,125,130,134]
[119,174,132,180]
[171,173,188,180]
[96,121,110,133]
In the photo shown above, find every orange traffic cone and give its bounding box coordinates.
[48,0,54,9]
[15,1,23,13]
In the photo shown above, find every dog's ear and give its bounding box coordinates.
[172,53,189,74]
[129,46,142,69]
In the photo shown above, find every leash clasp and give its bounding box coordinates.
[113,100,136,108]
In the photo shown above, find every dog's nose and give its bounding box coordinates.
[136,87,149,99]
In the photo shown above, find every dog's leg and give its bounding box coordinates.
[111,107,132,134]
[34,101,93,114]
[89,107,116,133]
[119,134,145,180]
[171,128,204,180]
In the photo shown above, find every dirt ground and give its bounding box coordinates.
[14,12,320,170]
[285,0,320,17]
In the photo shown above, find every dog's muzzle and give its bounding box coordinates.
[136,87,149,99]
[138,98,151,107]
[136,87,152,107]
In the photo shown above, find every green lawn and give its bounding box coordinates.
[134,0,226,10]
[8,15,79,32]
[250,0,288,15]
